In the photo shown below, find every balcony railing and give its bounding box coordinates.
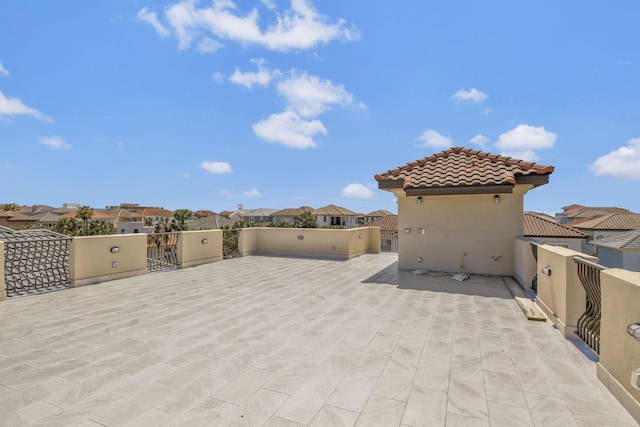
[573,256,607,354]
[147,232,179,272]
[380,230,398,253]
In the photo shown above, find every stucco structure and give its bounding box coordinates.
[375,147,554,275]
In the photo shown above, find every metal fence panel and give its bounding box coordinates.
[147,232,179,272]
[574,256,606,354]
[380,231,398,253]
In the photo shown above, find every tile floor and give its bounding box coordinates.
[0,253,637,426]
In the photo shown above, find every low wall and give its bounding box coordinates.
[598,269,640,423]
[536,245,597,337]
[238,227,380,260]
[70,234,148,287]
[0,242,4,301]
[513,237,536,289]
[177,230,223,268]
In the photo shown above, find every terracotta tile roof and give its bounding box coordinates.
[272,206,315,217]
[375,147,554,195]
[62,210,115,220]
[194,210,218,218]
[4,212,38,222]
[361,215,398,231]
[135,208,174,217]
[524,213,588,238]
[561,204,631,215]
[365,210,394,217]
[590,230,640,250]
[570,213,640,231]
[564,207,633,218]
[219,210,234,218]
[312,204,359,216]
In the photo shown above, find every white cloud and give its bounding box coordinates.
[342,183,375,199]
[261,0,277,10]
[0,91,51,121]
[495,124,556,161]
[137,7,170,37]
[277,71,353,117]
[200,160,232,174]
[0,62,8,77]
[590,138,640,180]
[452,88,487,103]
[181,173,192,178]
[197,37,223,53]
[253,110,326,148]
[160,0,357,52]
[469,134,490,149]
[229,58,280,88]
[40,136,71,150]
[417,129,453,148]
[211,72,225,83]
[243,188,261,197]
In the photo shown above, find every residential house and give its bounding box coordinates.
[312,205,360,228]
[188,214,235,230]
[229,208,279,225]
[555,204,632,224]
[362,210,394,224]
[194,210,217,219]
[134,208,174,224]
[524,212,589,252]
[270,206,314,225]
[589,230,640,271]
[61,210,117,228]
[0,211,38,229]
[375,146,554,275]
[31,212,64,228]
[569,213,640,255]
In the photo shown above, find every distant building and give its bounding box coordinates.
[362,210,394,224]
[555,204,632,224]
[271,206,314,225]
[589,230,640,271]
[312,205,360,228]
[569,213,640,255]
[524,212,589,252]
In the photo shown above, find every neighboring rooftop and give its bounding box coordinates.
[569,213,640,230]
[524,212,589,238]
[375,146,554,196]
[361,214,398,231]
[365,209,394,217]
[271,206,315,217]
[590,229,640,250]
[312,204,360,216]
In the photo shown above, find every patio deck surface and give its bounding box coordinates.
[0,253,637,426]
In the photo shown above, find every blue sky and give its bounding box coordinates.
[1,1,639,216]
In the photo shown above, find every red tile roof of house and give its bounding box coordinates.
[375,147,554,195]
[272,206,314,217]
[365,210,394,217]
[569,213,640,231]
[312,205,359,216]
[135,208,174,217]
[361,215,398,231]
[524,213,588,238]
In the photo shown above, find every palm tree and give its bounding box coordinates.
[53,217,81,236]
[89,219,114,235]
[75,205,94,236]
[1,202,17,211]
[293,211,318,228]
[172,209,194,231]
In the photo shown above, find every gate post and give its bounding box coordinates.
[0,241,5,301]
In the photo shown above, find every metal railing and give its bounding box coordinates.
[530,241,541,292]
[147,232,179,272]
[573,256,607,354]
[222,229,240,259]
[4,238,71,297]
[380,231,398,253]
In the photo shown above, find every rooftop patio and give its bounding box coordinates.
[0,253,636,426]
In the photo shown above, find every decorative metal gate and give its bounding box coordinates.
[573,256,607,354]
[380,230,398,253]
[1,226,71,297]
[147,232,179,272]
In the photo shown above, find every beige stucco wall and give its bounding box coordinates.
[598,268,640,423]
[513,237,537,288]
[0,241,4,301]
[177,230,223,268]
[536,245,597,337]
[70,234,147,287]
[395,185,530,275]
[237,227,379,260]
